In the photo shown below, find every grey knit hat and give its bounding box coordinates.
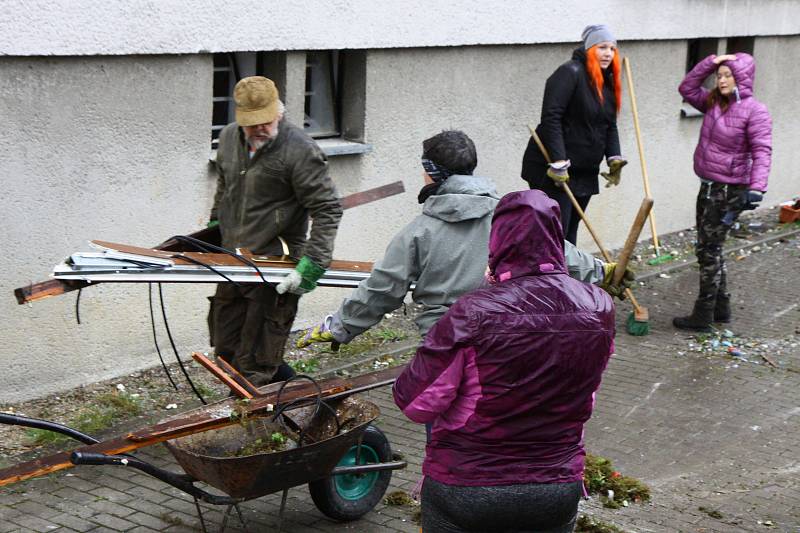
[581,24,616,50]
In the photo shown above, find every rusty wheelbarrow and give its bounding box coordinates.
[1,379,405,532]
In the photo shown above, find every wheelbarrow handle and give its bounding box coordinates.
[70,451,241,506]
[0,412,98,445]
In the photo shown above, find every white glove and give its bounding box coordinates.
[275,270,305,295]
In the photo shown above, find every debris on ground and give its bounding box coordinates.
[698,506,724,519]
[576,514,627,533]
[685,330,798,371]
[584,454,651,509]
[384,489,416,506]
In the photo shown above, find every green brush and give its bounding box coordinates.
[647,253,674,266]
[626,310,650,336]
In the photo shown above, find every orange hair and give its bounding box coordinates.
[585,45,622,114]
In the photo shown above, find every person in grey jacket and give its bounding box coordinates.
[210,76,342,386]
[297,130,630,348]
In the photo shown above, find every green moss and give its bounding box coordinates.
[698,506,723,519]
[576,515,626,533]
[584,454,651,508]
[25,391,142,446]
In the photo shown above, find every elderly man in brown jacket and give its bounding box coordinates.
[209,76,343,386]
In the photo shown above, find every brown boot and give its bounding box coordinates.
[714,294,731,323]
[673,299,715,332]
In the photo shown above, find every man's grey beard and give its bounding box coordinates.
[247,129,277,152]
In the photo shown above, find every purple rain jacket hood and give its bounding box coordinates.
[393,190,615,486]
[679,53,772,191]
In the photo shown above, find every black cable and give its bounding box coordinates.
[164,235,268,283]
[75,288,82,325]
[148,283,179,391]
[157,283,207,405]
[171,253,242,287]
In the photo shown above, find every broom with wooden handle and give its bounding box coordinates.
[623,56,671,265]
[528,125,650,335]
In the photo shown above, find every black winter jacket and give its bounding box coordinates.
[522,48,621,196]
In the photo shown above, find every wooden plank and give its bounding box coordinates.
[214,356,262,398]
[191,353,253,399]
[341,180,405,210]
[0,365,405,487]
[14,279,89,305]
[90,241,374,272]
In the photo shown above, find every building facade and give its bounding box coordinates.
[2,0,799,401]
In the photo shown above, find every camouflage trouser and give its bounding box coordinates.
[695,181,747,301]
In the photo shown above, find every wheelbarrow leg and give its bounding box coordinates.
[233,504,247,530]
[220,502,248,533]
[192,497,209,533]
[276,488,289,532]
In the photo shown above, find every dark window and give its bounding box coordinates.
[304,51,341,138]
[211,54,237,147]
[726,36,754,55]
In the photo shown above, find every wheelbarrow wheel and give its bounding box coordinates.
[309,424,392,521]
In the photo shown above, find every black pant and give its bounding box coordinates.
[208,283,300,387]
[550,189,591,245]
[421,477,581,532]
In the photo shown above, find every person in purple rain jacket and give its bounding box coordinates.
[673,53,772,332]
[393,190,615,532]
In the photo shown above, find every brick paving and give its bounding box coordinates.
[1,233,798,532]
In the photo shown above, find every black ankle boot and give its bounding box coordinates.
[673,299,715,332]
[714,294,731,323]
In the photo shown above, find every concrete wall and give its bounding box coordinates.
[2,0,800,55]
[2,35,798,402]
[0,55,215,402]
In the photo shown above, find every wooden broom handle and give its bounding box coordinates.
[528,125,644,310]
[612,197,654,286]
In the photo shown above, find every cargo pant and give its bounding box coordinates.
[695,181,746,302]
[208,283,300,387]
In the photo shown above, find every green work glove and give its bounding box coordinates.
[601,157,628,187]
[276,256,325,295]
[546,161,570,184]
[207,219,219,228]
[599,262,635,300]
[296,315,340,350]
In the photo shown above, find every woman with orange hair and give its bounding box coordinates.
[522,24,626,244]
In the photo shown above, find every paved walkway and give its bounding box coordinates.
[1,233,798,532]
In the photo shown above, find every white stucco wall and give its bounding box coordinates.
[2,0,800,56]
[0,55,215,402]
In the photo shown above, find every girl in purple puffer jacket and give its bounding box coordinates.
[394,190,615,532]
[673,53,772,332]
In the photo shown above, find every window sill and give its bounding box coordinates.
[680,103,704,118]
[208,138,372,163]
[315,138,373,157]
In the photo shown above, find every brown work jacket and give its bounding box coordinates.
[211,120,342,268]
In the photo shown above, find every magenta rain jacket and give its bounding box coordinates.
[393,190,615,487]
[679,53,772,192]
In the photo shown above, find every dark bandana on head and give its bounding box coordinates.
[418,158,456,204]
[421,158,454,183]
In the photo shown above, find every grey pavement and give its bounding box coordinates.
[1,233,798,532]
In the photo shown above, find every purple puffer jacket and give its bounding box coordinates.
[679,53,772,192]
[393,190,615,487]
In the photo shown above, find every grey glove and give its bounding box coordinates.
[742,190,763,211]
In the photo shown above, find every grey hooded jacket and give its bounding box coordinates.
[330,174,603,342]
